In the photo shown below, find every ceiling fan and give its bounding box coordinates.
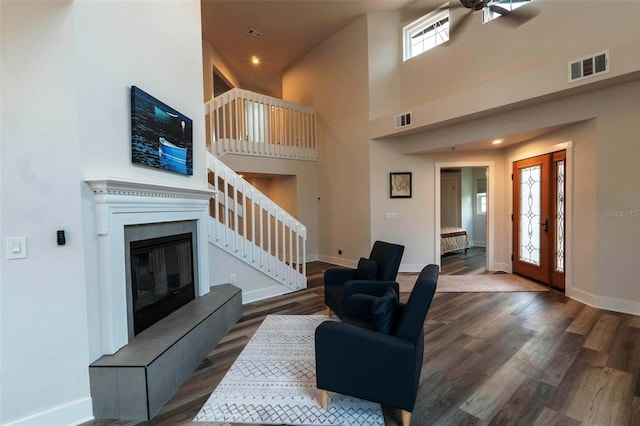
[448,0,539,38]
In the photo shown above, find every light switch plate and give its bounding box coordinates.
[384,212,398,220]
[7,236,27,259]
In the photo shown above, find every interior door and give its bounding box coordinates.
[441,172,461,227]
[512,151,566,290]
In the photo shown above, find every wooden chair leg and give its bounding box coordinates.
[402,410,411,426]
[326,307,332,318]
[320,390,329,410]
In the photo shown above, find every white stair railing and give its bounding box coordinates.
[206,151,307,291]
[206,88,318,161]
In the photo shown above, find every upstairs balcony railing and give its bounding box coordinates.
[206,88,318,161]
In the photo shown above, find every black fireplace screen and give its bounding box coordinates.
[130,232,195,335]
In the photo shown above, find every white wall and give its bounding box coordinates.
[208,243,295,304]
[0,1,206,424]
[283,16,372,266]
[373,80,639,313]
[370,0,640,139]
[281,0,639,316]
[1,3,90,424]
[73,1,207,188]
[366,11,402,120]
[370,143,505,271]
[503,85,640,314]
[366,0,640,299]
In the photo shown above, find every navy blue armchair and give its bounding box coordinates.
[324,241,404,318]
[315,264,439,426]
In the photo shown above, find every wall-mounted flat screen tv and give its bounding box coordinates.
[131,86,193,175]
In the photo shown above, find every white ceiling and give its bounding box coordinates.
[201,0,413,96]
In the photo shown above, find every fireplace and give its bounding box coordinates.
[86,177,213,355]
[129,232,195,334]
[87,178,244,422]
[125,220,198,338]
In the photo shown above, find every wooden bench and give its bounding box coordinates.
[89,284,241,420]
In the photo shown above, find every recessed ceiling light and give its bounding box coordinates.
[251,56,260,65]
[492,139,503,145]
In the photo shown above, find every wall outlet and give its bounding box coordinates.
[229,273,236,284]
[338,248,343,255]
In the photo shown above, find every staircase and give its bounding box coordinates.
[204,89,317,295]
[206,150,308,294]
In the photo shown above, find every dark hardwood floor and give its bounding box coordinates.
[440,246,487,275]
[83,259,640,426]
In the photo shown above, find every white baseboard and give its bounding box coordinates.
[5,397,93,426]
[398,264,428,273]
[242,285,296,304]
[473,241,486,247]
[306,254,319,262]
[318,255,353,268]
[568,286,640,316]
[491,262,510,273]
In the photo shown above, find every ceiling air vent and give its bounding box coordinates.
[395,112,412,129]
[247,28,263,38]
[569,50,609,83]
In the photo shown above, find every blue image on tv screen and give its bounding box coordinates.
[131,86,193,175]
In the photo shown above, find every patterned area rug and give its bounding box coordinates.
[397,273,549,293]
[194,315,384,425]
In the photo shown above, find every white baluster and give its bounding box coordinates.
[267,203,272,272]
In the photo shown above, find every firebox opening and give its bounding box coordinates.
[129,232,195,335]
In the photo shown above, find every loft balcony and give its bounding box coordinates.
[205,88,318,161]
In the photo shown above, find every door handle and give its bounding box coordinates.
[541,219,548,234]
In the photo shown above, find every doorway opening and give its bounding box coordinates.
[435,162,493,274]
[213,67,233,97]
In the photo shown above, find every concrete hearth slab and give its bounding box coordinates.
[89,284,242,421]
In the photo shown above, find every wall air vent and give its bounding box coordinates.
[569,50,609,83]
[395,112,412,129]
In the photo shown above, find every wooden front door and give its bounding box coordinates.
[512,151,566,290]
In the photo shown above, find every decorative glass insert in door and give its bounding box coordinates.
[555,160,565,272]
[519,165,541,265]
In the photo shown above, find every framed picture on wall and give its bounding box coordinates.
[390,172,412,198]
[131,86,193,175]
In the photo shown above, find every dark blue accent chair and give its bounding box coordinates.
[315,264,439,426]
[324,240,404,319]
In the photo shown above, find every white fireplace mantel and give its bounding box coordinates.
[86,177,214,235]
[85,177,214,355]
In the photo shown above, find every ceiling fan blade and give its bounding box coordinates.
[488,4,511,15]
[488,3,539,27]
